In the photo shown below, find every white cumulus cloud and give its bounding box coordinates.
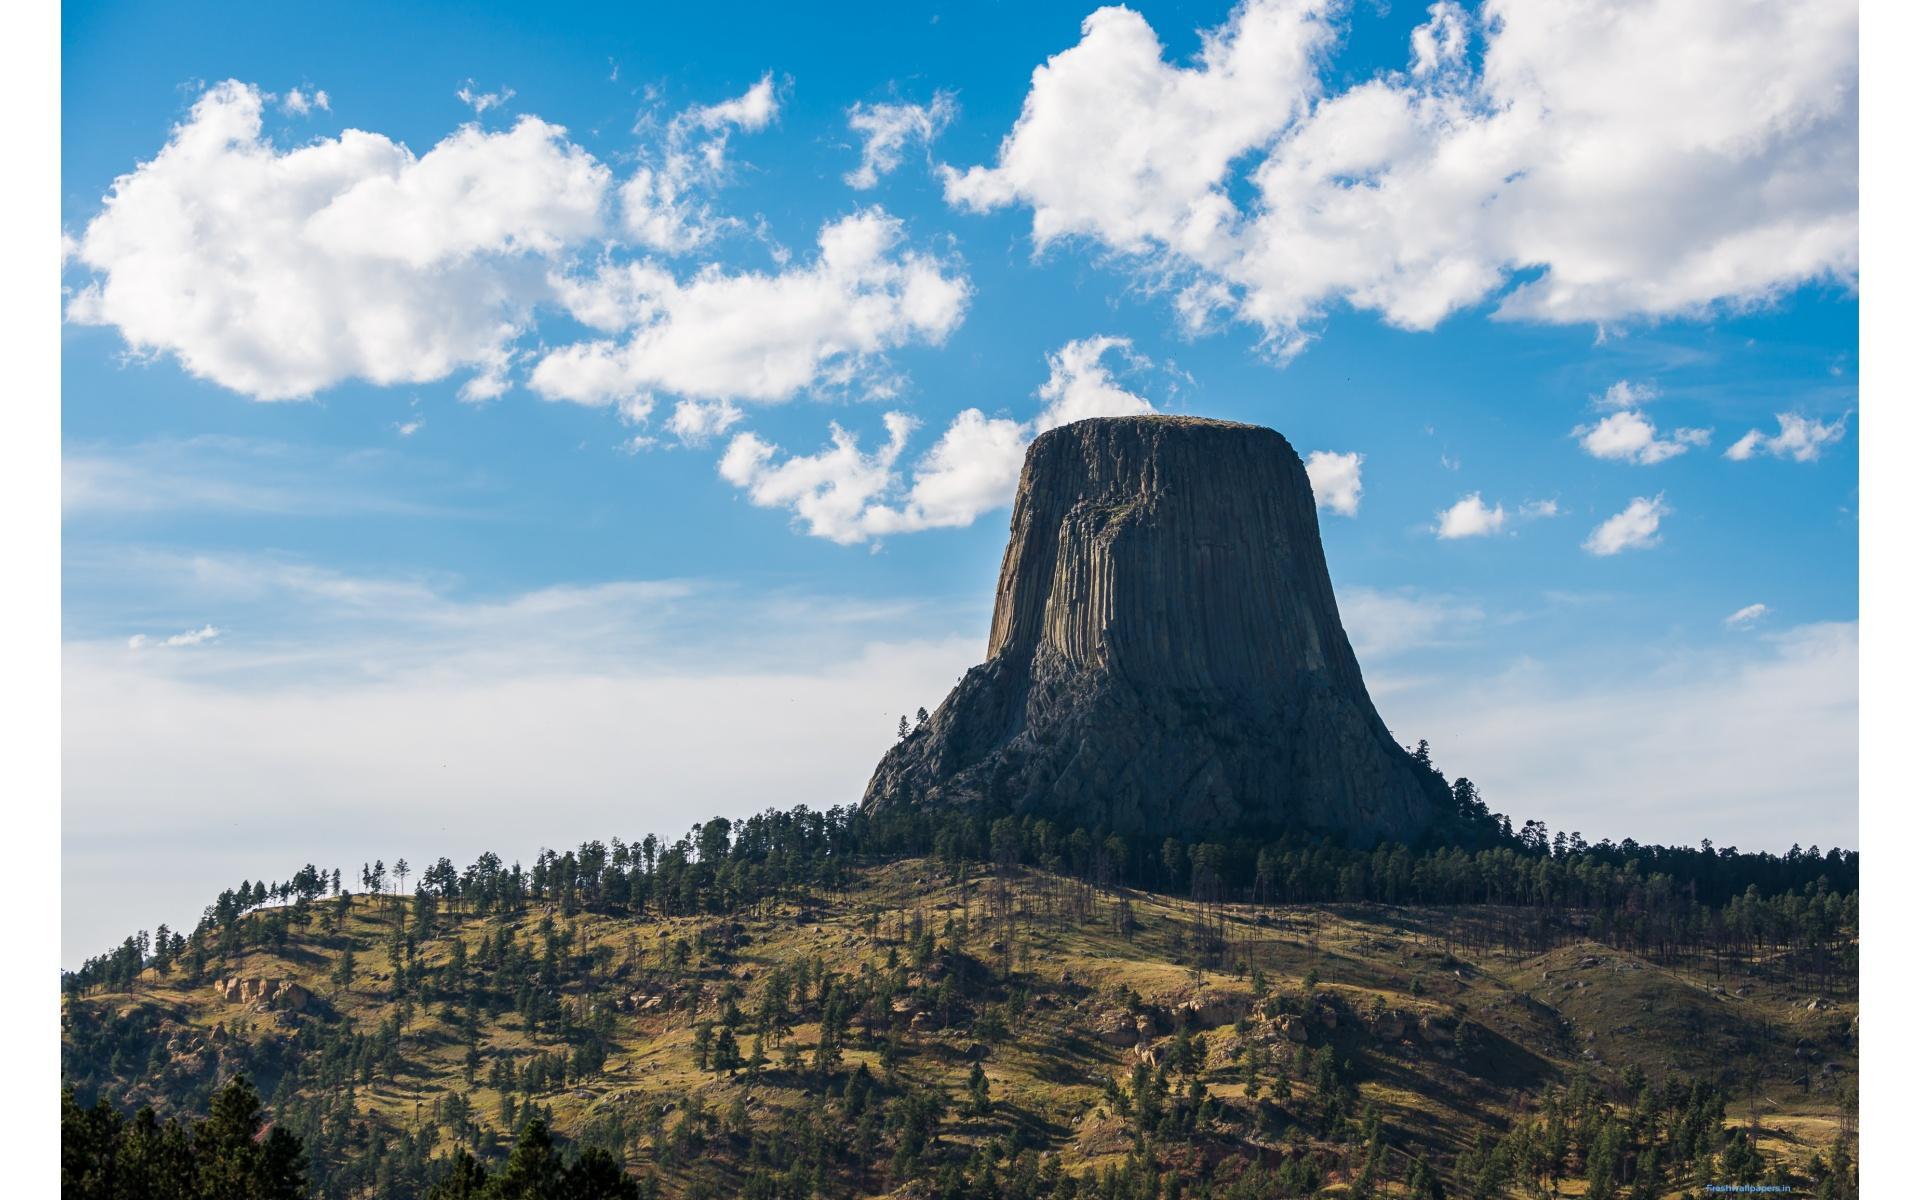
[719,412,919,546]
[65,81,611,402]
[1725,413,1849,463]
[1724,603,1770,629]
[845,94,957,190]
[1030,335,1155,431]
[63,77,889,418]
[1574,409,1711,465]
[530,209,970,421]
[718,337,1154,543]
[665,399,745,445]
[1434,492,1505,539]
[1304,450,1363,516]
[1584,494,1670,556]
[944,0,1857,354]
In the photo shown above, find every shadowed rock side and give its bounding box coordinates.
[863,415,1448,844]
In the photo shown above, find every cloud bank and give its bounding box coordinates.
[530,209,969,420]
[63,565,1857,964]
[65,80,964,420]
[66,81,609,402]
[1374,621,1857,851]
[945,0,1857,354]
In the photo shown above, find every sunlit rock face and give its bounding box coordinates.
[863,415,1447,844]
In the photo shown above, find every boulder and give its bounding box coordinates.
[1092,1009,1140,1047]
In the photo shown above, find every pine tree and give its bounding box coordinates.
[967,1063,992,1115]
[63,1077,307,1200]
[194,1075,308,1200]
[332,941,357,991]
[490,1118,566,1198]
[425,1149,489,1198]
[713,1027,741,1074]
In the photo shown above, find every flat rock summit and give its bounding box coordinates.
[863,415,1448,844]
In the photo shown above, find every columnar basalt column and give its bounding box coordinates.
[863,415,1448,844]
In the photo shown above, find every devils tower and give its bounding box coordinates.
[863,415,1449,844]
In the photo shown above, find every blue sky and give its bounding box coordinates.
[61,0,1858,964]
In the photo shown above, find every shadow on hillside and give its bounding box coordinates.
[1017,1031,1111,1090]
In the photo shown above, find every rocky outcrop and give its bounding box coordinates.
[213,976,308,1010]
[1091,1009,1141,1047]
[863,415,1448,843]
[1178,989,1252,1029]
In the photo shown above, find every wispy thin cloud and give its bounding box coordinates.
[62,437,468,519]
[127,624,221,650]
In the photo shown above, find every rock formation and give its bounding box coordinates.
[212,976,310,1010]
[862,415,1448,844]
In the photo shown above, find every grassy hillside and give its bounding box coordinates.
[63,857,1858,1198]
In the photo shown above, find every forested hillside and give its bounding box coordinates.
[63,796,1858,1199]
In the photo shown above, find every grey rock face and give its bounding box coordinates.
[862,415,1446,844]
